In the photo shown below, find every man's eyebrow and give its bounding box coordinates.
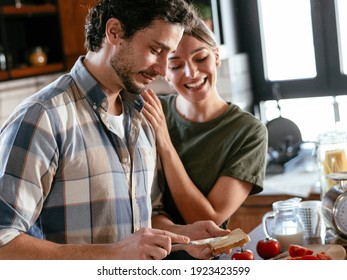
[153,40,171,51]
[169,47,207,60]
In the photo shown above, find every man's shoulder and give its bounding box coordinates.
[32,73,72,97]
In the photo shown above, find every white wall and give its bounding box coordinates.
[0,73,62,126]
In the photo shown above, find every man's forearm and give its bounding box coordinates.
[0,233,118,260]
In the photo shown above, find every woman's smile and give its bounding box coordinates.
[184,77,207,90]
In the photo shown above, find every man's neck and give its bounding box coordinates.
[83,52,123,116]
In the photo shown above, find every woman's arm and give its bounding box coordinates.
[142,89,253,226]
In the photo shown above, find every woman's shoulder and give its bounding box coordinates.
[157,93,176,102]
[227,103,267,133]
[157,93,177,112]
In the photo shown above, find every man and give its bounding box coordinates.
[0,0,229,260]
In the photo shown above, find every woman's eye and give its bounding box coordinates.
[196,55,208,62]
[168,64,182,70]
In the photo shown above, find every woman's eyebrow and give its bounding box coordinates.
[169,47,207,60]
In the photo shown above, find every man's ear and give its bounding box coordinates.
[105,18,123,44]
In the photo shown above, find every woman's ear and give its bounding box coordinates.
[215,47,221,67]
[105,18,123,44]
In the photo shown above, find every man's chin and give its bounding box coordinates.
[122,83,142,95]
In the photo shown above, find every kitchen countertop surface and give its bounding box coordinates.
[220,224,347,260]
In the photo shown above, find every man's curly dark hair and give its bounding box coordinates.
[85,0,198,52]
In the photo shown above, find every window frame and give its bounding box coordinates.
[235,0,347,104]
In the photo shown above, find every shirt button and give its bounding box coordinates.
[122,157,128,163]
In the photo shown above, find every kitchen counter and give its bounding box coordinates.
[222,223,347,260]
[228,149,321,233]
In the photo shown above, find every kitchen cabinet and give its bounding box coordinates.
[0,0,94,82]
[58,0,93,71]
[0,1,65,81]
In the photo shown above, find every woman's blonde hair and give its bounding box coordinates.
[185,17,218,51]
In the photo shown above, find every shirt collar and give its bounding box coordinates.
[70,56,144,113]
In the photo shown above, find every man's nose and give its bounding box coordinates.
[153,57,168,77]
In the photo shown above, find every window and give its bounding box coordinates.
[336,0,347,75]
[188,0,224,45]
[235,0,347,141]
[260,97,336,142]
[235,0,347,103]
[258,0,316,81]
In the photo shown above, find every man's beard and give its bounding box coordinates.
[110,54,143,95]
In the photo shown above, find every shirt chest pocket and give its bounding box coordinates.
[135,146,156,195]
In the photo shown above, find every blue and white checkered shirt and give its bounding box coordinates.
[0,56,162,246]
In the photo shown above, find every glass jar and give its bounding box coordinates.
[0,46,6,70]
[262,197,305,251]
[29,46,47,67]
[317,131,347,199]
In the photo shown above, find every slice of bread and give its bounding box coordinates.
[208,228,251,255]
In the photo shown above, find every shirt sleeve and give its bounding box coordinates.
[0,102,57,246]
[221,119,268,195]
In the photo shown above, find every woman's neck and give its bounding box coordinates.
[175,94,228,123]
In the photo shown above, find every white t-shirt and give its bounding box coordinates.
[107,112,126,143]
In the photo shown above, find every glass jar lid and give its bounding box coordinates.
[318,131,347,145]
[272,197,302,210]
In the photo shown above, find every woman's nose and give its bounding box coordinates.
[185,64,199,78]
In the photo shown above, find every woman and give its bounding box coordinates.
[142,18,267,258]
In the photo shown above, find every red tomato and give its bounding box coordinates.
[231,248,255,260]
[288,244,314,257]
[288,252,332,260]
[256,238,281,259]
[288,255,320,260]
[316,251,333,260]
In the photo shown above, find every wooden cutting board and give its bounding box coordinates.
[271,244,346,260]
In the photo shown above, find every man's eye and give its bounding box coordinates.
[151,48,161,55]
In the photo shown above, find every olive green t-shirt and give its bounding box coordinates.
[158,94,268,227]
